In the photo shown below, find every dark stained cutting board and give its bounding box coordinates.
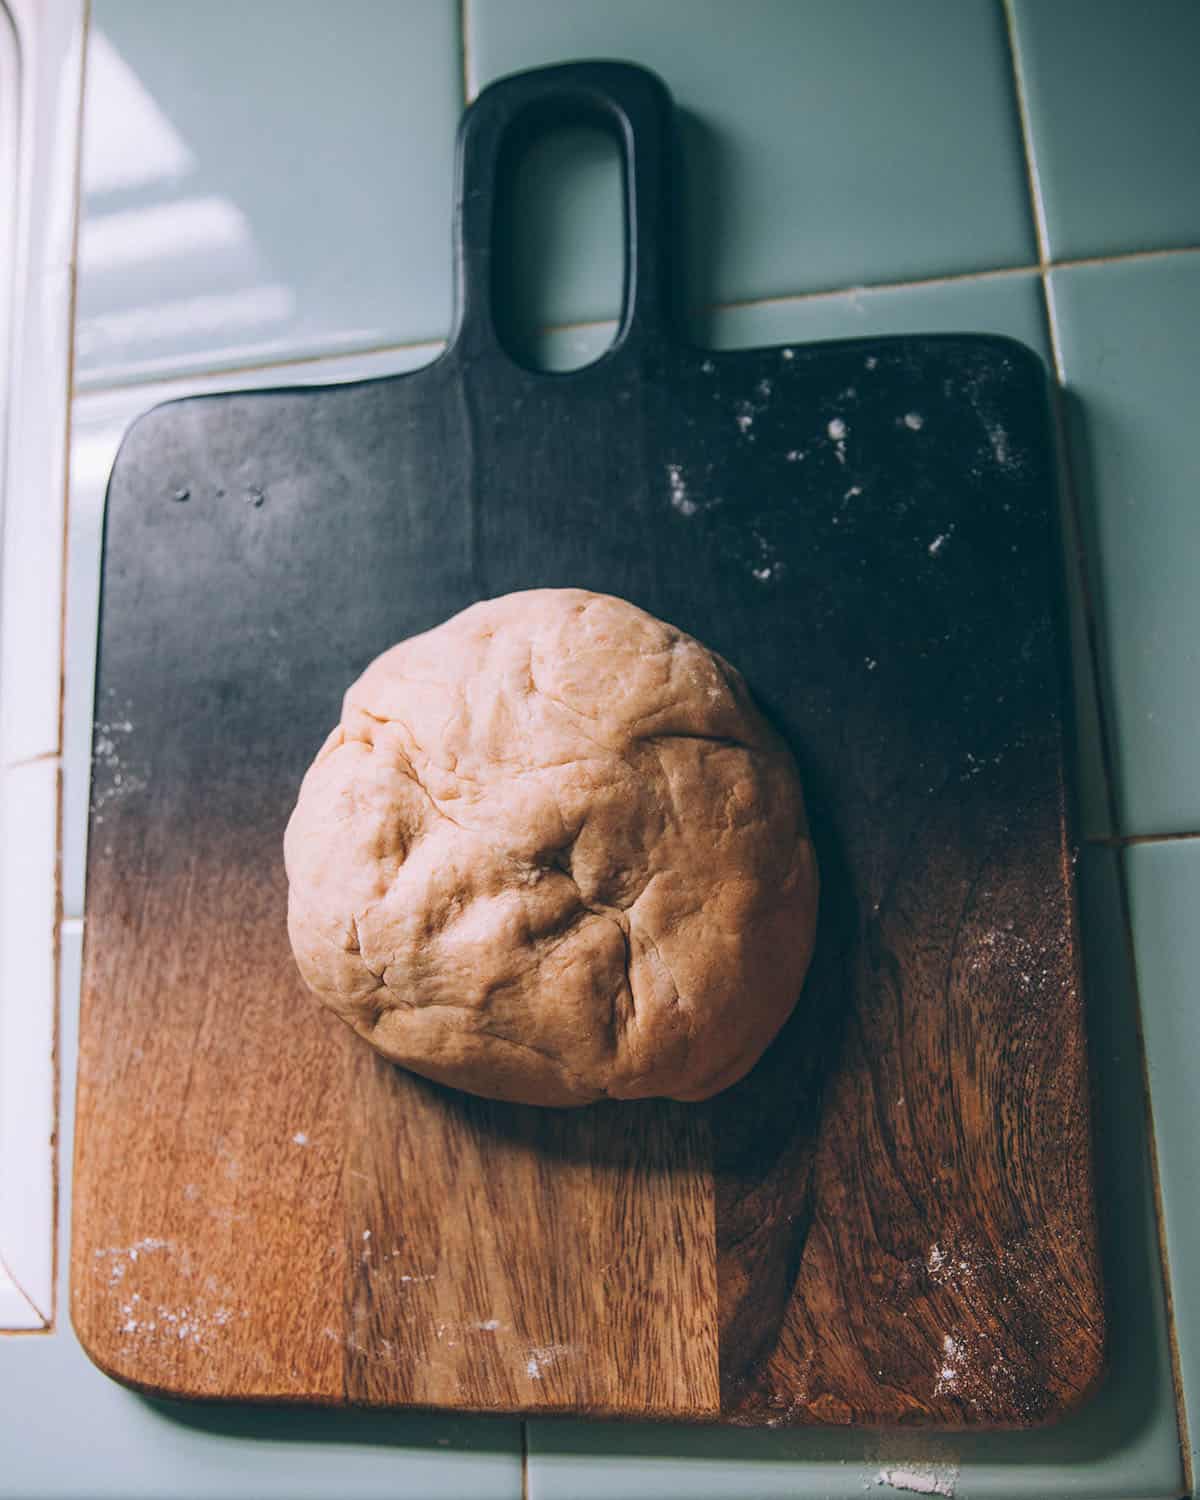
[71,62,1104,1426]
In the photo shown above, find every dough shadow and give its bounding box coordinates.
[709,735,857,1394]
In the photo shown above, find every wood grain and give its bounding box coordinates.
[73,809,348,1400]
[344,1066,717,1416]
[71,60,1103,1428]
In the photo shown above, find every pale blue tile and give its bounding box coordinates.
[0,928,522,1500]
[0,1329,524,1500]
[491,125,624,362]
[528,848,1183,1500]
[1010,0,1200,261]
[527,321,618,371]
[468,0,1036,324]
[1126,837,1200,1492]
[1049,252,1200,836]
[76,1,461,387]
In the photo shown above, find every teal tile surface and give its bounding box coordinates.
[467,0,1037,323]
[527,321,619,372]
[0,927,523,1500]
[492,124,624,362]
[76,1,461,387]
[528,849,1183,1500]
[1126,838,1200,1492]
[1010,0,1200,261]
[1049,252,1200,836]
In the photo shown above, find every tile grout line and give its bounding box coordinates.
[614,245,1200,330]
[694,261,1043,313]
[1001,0,1052,270]
[3,748,61,771]
[1055,244,1200,273]
[520,1419,529,1500]
[0,1247,52,1330]
[73,246,1200,402]
[1113,844,1195,1497]
[49,0,94,1336]
[1002,0,1125,833]
[1087,831,1200,849]
[72,339,450,397]
[1040,289,1125,834]
[459,0,474,104]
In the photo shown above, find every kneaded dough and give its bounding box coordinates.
[284,589,818,1107]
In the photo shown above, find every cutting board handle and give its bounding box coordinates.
[450,60,677,363]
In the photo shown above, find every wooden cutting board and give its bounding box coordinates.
[72,61,1104,1426]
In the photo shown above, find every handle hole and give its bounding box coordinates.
[491,118,625,371]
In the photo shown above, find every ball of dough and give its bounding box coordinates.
[284,589,818,1107]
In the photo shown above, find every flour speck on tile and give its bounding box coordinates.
[868,1436,960,1499]
[903,411,925,431]
[827,417,848,464]
[874,1465,957,1498]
